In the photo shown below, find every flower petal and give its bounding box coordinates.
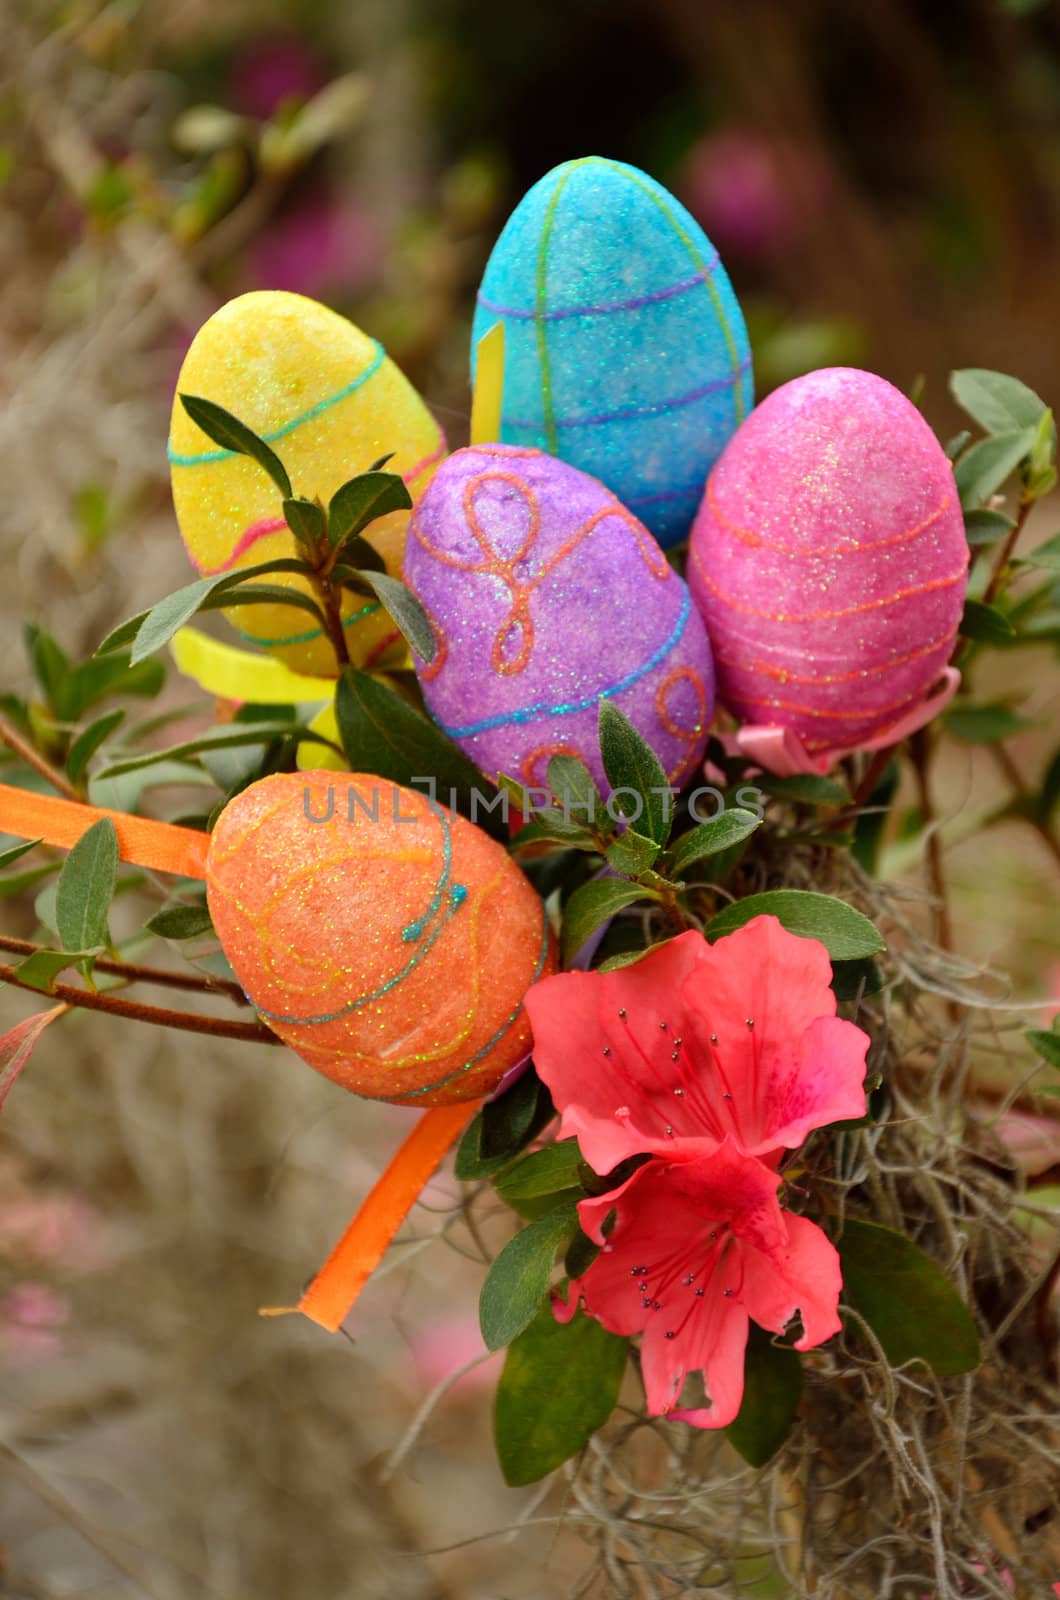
[682,916,867,1154]
[528,932,722,1172]
[740,1211,843,1349]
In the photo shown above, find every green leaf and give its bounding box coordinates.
[282,497,325,547]
[605,830,659,876]
[328,470,412,546]
[146,904,215,941]
[332,538,387,579]
[126,558,311,664]
[95,720,309,778]
[1026,1028,1060,1073]
[561,878,658,967]
[179,393,292,498]
[455,1072,556,1180]
[494,1302,627,1485]
[512,814,598,851]
[547,754,604,829]
[949,369,1047,435]
[598,701,671,847]
[24,624,69,713]
[830,957,885,1001]
[333,669,504,838]
[200,583,326,621]
[1019,531,1060,574]
[964,507,1016,546]
[953,428,1036,509]
[838,1220,980,1375]
[959,600,1015,644]
[725,1326,803,1467]
[66,709,125,785]
[944,703,1035,743]
[480,1201,581,1351]
[707,890,884,961]
[55,817,117,954]
[0,837,43,871]
[758,773,850,806]
[495,1141,586,1204]
[481,1070,551,1160]
[0,864,59,899]
[56,655,164,721]
[355,571,436,664]
[12,946,103,992]
[666,810,762,877]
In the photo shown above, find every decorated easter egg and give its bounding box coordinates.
[206,771,555,1105]
[471,156,752,549]
[687,367,968,756]
[170,291,446,677]
[403,444,715,792]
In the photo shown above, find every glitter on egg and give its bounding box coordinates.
[403,444,715,792]
[687,366,968,755]
[169,290,446,677]
[206,770,555,1105]
[471,156,753,548]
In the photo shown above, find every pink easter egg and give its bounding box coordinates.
[687,367,968,755]
[403,444,714,793]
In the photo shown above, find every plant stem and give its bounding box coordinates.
[991,744,1060,871]
[851,743,897,808]
[0,962,278,1043]
[981,493,1033,608]
[0,714,80,801]
[909,728,953,953]
[0,934,249,1004]
[308,568,351,669]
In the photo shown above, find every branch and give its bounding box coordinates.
[0,962,279,1044]
[0,935,249,1005]
[0,714,80,801]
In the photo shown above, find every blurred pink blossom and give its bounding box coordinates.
[250,198,381,299]
[990,1111,1060,1178]
[0,1281,69,1360]
[0,1191,101,1267]
[229,37,324,122]
[680,131,829,258]
[409,1314,501,1398]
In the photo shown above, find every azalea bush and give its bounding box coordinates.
[1,357,1059,1600]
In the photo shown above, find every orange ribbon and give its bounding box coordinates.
[0,779,474,1333]
[284,1100,480,1331]
[0,782,209,878]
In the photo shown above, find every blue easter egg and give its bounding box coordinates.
[471,156,753,549]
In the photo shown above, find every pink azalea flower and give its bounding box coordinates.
[555,1141,842,1427]
[525,917,869,1175]
[525,917,870,1430]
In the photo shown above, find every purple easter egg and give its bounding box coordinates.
[404,445,715,792]
[688,367,968,755]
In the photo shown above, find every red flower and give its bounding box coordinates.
[555,1142,842,1427]
[526,916,871,1429]
[525,917,869,1174]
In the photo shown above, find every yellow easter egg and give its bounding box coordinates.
[206,771,556,1105]
[169,291,446,677]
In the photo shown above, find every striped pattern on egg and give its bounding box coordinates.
[170,291,445,677]
[206,772,555,1106]
[687,367,968,754]
[471,157,753,550]
[403,444,715,792]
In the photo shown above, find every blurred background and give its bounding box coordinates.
[1,1,1058,1595]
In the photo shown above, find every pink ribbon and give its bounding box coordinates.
[718,668,962,778]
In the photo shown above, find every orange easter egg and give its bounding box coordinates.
[206,771,555,1105]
